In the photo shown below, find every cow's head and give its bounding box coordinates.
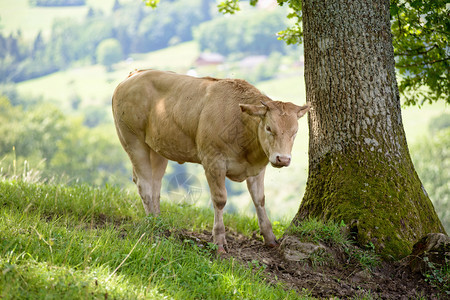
[240,101,310,168]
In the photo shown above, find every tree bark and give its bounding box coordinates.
[294,0,446,259]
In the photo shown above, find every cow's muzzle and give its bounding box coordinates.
[270,154,291,168]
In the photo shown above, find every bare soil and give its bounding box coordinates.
[177,229,443,299]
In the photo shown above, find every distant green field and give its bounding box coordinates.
[401,102,448,142]
[16,41,200,110]
[0,0,123,39]
[257,75,306,104]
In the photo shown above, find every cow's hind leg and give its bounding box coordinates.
[130,147,167,215]
[149,149,168,214]
[115,123,162,215]
[129,144,154,215]
[246,168,277,247]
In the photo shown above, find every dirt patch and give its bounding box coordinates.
[177,229,442,299]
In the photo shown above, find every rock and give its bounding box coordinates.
[407,233,450,274]
[350,270,372,283]
[280,235,327,262]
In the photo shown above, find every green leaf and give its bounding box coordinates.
[217,0,240,15]
[143,0,160,9]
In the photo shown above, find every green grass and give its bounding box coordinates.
[287,218,348,247]
[423,256,450,296]
[0,180,303,299]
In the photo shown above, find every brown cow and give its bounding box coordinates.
[112,70,309,252]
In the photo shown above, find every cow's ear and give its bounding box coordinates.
[296,103,310,119]
[239,104,268,117]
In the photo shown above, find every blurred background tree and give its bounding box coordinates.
[96,38,123,71]
[410,114,450,232]
[0,95,130,186]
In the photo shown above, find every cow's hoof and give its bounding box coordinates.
[217,245,227,254]
[266,240,279,248]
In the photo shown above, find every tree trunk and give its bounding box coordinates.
[294,0,446,259]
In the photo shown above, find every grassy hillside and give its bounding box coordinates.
[16,42,200,112]
[1,179,444,299]
[0,180,304,299]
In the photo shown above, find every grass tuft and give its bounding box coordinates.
[288,218,349,247]
[288,218,381,270]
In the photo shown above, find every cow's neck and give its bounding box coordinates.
[247,120,269,166]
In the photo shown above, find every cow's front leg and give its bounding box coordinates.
[246,168,277,247]
[204,164,228,253]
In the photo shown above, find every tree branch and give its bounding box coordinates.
[396,57,450,68]
[395,44,438,56]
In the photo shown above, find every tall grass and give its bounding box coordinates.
[0,179,303,299]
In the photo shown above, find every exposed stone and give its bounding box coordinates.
[280,236,327,262]
[350,270,373,283]
[406,233,450,274]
